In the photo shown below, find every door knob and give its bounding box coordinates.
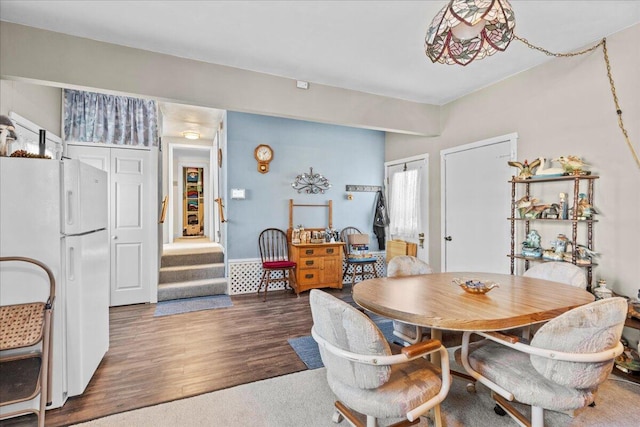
[418,233,425,248]
[444,236,452,241]
[112,235,118,240]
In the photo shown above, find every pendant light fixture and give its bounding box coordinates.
[424,0,638,168]
[425,0,515,66]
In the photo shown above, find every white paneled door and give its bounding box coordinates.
[67,145,157,306]
[441,134,516,274]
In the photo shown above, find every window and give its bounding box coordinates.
[389,168,420,237]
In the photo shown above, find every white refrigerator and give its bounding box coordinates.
[0,157,110,412]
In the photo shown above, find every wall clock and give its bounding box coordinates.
[254,144,273,173]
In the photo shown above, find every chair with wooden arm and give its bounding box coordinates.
[459,297,627,427]
[310,289,451,427]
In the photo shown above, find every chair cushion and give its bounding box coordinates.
[347,258,376,264]
[328,356,442,419]
[461,340,596,411]
[262,260,296,269]
[529,297,627,389]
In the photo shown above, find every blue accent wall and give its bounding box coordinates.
[227,112,385,259]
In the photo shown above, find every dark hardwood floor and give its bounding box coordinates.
[3,287,353,427]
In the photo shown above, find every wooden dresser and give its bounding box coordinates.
[290,242,345,294]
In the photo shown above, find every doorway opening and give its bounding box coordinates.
[183,166,205,237]
[167,143,219,244]
[384,154,430,264]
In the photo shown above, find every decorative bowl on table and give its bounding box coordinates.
[453,278,499,294]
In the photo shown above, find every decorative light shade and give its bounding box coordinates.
[182,131,200,140]
[425,0,515,66]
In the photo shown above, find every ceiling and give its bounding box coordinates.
[1,1,639,138]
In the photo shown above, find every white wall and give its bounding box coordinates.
[386,24,640,344]
[0,21,440,137]
[0,79,61,135]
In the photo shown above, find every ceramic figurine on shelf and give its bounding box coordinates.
[576,245,598,265]
[574,193,597,219]
[515,195,538,218]
[521,230,542,258]
[542,203,560,219]
[559,192,569,219]
[524,203,551,219]
[554,155,589,175]
[534,157,565,177]
[542,233,569,260]
[508,158,541,180]
[542,249,563,261]
[553,234,569,253]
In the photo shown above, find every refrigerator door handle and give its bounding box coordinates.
[66,190,74,226]
[68,246,75,281]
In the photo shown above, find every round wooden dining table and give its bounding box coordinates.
[352,272,595,332]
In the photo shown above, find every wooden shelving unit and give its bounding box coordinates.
[183,167,203,236]
[508,175,599,287]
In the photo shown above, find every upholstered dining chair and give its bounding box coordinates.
[340,227,377,285]
[387,256,434,345]
[459,297,627,427]
[523,262,588,289]
[387,256,475,391]
[257,228,297,302]
[310,289,451,427]
[517,262,588,339]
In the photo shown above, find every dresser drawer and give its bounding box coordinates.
[301,246,339,257]
[299,257,324,270]
[299,269,321,285]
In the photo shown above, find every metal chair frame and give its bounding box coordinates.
[0,256,55,427]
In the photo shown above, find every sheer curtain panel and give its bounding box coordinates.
[64,89,159,147]
[389,169,420,237]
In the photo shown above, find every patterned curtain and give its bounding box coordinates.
[64,89,159,147]
[389,169,420,237]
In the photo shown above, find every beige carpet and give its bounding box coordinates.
[73,367,639,427]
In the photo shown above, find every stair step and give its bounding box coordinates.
[159,263,225,284]
[161,248,224,267]
[158,278,228,301]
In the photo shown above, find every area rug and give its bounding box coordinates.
[72,362,640,427]
[153,295,233,317]
[288,320,397,369]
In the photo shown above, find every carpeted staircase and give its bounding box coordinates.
[158,246,227,301]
